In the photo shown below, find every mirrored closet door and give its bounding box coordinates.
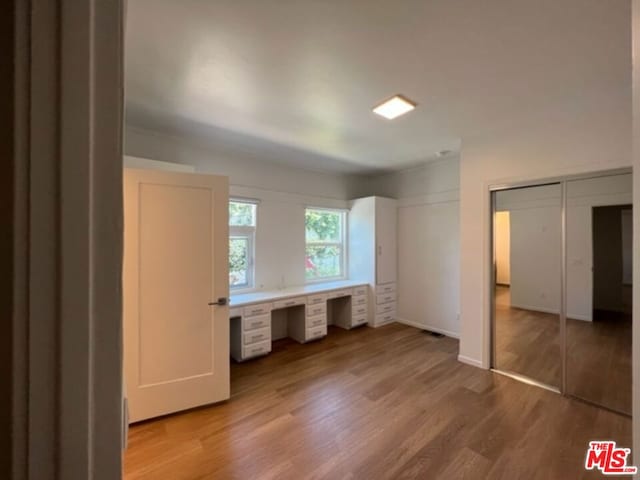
[566,173,632,415]
[492,171,632,415]
[492,183,562,389]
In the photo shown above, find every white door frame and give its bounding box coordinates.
[9,0,124,478]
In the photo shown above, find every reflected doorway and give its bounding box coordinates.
[566,201,632,415]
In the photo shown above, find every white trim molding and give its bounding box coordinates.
[395,317,460,339]
[11,0,125,478]
[457,354,485,369]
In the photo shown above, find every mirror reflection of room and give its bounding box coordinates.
[566,174,633,415]
[492,173,633,416]
[493,184,562,388]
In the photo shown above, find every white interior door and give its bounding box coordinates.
[123,168,230,423]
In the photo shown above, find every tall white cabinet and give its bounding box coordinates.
[348,196,397,327]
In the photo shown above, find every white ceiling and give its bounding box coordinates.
[125,0,630,174]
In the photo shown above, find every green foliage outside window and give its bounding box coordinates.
[229,237,249,286]
[305,209,340,242]
[229,201,256,287]
[230,201,256,226]
[305,209,345,280]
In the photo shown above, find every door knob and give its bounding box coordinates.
[208,297,228,306]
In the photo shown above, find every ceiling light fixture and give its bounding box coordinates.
[372,95,417,120]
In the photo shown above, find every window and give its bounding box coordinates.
[229,200,257,289]
[305,208,347,281]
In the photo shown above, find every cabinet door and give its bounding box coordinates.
[375,198,397,284]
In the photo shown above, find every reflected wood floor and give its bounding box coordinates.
[125,323,631,480]
[494,286,561,387]
[495,286,632,414]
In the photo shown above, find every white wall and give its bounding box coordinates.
[568,175,632,319]
[124,155,195,172]
[126,126,359,199]
[124,126,356,291]
[495,184,562,316]
[458,94,632,368]
[512,208,562,314]
[353,156,460,199]
[360,158,461,337]
[493,176,632,322]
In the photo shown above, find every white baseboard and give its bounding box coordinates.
[507,304,593,322]
[395,317,460,339]
[457,354,484,369]
[510,303,559,315]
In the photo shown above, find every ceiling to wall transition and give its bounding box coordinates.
[125,0,630,174]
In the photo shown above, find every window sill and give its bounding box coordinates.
[304,276,347,285]
[230,286,256,294]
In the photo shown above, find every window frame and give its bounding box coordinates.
[304,206,348,283]
[229,198,258,291]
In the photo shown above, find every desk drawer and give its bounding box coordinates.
[327,288,352,299]
[242,313,270,332]
[352,294,367,306]
[352,304,367,317]
[306,303,326,317]
[353,285,368,296]
[306,324,327,341]
[376,302,396,315]
[307,293,328,305]
[352,313,367,326]
[242,339,271,359]
[242,327,271,346]
[375,283,396,295]
[306,313,327,329]
[375,312,395,325]
[273,297,305,310]
[376,292,396,304]
[243,303,272,317]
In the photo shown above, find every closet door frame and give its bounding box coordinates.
[489,167,632,413]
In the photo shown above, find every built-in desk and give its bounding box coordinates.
[229,280,369,362]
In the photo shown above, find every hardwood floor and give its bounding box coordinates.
[494,286,561,387]
[125,323,632,480]
[495,285,632,414]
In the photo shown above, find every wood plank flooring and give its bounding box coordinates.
[125,323,632,480]
[495,285,632,414]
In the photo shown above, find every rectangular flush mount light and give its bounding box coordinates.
[372,95,416,120]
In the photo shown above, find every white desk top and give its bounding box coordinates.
[230,280,367,307]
